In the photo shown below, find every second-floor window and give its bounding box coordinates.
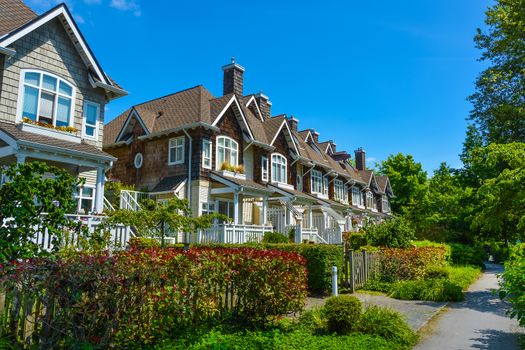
[20,70,74,127]
[334,179,347,202]
[83,101,99,140]
[382,195,390,212]
[311,170,323,194]
[261,156,268,181]
[202,139,212,169]
[366,191,374,209]
[323,176,329,196]
[271,153,287,184]
[216,136,238,169]
[352,187,363,206]
[169,136,185,165]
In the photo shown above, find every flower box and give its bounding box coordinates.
[19,122,81,144]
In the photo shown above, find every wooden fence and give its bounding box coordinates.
[341,248,382,292]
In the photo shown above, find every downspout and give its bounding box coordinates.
[182,129,192,206]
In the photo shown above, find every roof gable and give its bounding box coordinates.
[0,3,125,96]
[211,94,255,140]
[115,109,149,143]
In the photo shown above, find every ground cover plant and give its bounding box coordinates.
[0,247,307,349]
[154,295,417,350]
[499,243,525,326]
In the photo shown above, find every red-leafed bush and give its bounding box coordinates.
[378,246,446,282]
[0,247,307,348]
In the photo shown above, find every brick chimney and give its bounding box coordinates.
[355,148,366,170]
[288,115,299,132]
[222,57,244,96]
[255,92,272,120]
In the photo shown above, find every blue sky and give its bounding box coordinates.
[28,0,493,174]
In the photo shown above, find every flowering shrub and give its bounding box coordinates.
[22,117,78,133]
[0,247,307,348]
[378,247,446,282]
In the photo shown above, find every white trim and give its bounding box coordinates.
[168,136,185,165]
[261,155,268,182]
[202,139,212,169]
[0,146,15,158]
[0,46,16,56]
[20,122,80,144]
[303,130,313,142]
[211,95,254,140]
[82,100,100,141]
[269,119,300,156]
[245,95,264,122]
[74,184,96,214]
[16,69,76,128]
[134,152,143,169]
[115,108,149,143]
[0,130,19,148]
[0,5,109,86]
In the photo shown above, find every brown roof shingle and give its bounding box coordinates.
[0,0,36,37]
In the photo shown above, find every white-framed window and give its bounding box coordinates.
[311,170,323,194]
[261,156,268,181]
[271,153,287,184]
[334,179,346,202]
[323,176,329,196]
[366,191,374,209]
[134,153,143,169]
[168,136,185,165]
[382,195,390,212]
[216,136,238,169]
[83,101,99,140]
[352,187,363,207]
[202,139,212,169]
[74,186,95,214]
[18,70,75,127]
[201,201,216,215]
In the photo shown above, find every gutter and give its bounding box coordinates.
[0,46,16,56]
[17,140,116,162]
[182,129,193,206]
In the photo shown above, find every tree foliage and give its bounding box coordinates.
[468,0,525,144]
[0,162,79,262]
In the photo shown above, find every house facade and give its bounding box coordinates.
[0,0,127,214]
[104,60,394,244]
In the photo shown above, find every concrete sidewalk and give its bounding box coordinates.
[305,292,447,331]
[415,263,524,350]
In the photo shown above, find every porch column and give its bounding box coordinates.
[94,166,105,214]
[285,201,292,225]
[262,197,268,225]
[233,191,239,224]
[295,217,303,244]
[308,204,313,228]
[16,153,26,164]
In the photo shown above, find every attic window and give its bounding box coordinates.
[19,70,75,127]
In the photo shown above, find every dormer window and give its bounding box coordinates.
[19,70,75,127]
[352,187,363,207]
[366,191,374,209]
[334,179,347,202]
[271,153,287,184]
[382,195,390,213]
[311,170,323,194]
[216,136,238,169]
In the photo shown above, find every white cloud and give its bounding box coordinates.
[366,157,377,164]
[110,0,141,16]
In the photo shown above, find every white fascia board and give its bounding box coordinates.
[18,140,116,162]
[0,146,15,158]
[0,5,109,86]
[245,95,264,121]
[269,120,300,156]
[115,109,149,143]
[211,95,255,140]
[0,46,16,56]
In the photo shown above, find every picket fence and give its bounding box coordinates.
[341,247,382,292]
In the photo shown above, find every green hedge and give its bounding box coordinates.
[449,243,486,267]
[194,243,343,295]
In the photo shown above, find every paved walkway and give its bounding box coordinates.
[415,263,524,350]
[306,292,446,331]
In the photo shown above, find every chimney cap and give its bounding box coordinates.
[355,147,365,152]
[222,57,245,72]
[255,91,269,100]
[288,115,299,122]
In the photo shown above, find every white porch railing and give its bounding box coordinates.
[30,214,133,251]
[195,224,273,244]
[120,190,151,211]
[323,227,342,244]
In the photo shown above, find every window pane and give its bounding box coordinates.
[24,72,40,86]
[42,75,57,91]
[176,147,183,161]
[85,126,95,137]
[218,147,225,166]
[231,150,237,166]
[85,103,98,125]
[22,86,38,121]
[39,91,55,122]
[82,188,94,197]
[59,81,73,96]
[80,199,93,213]
[56,97,71,126]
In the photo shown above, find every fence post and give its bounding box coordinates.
[362,249,368,281]
[349,249,355,293]
[332,266,338,296]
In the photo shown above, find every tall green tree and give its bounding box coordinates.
[377,153,428,215]
[468,0,525,144]
[470,143,525,244]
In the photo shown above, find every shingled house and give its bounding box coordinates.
[104,60,393,244]
[0,0,127,214]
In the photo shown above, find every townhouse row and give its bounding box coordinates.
[0,0,393,244]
